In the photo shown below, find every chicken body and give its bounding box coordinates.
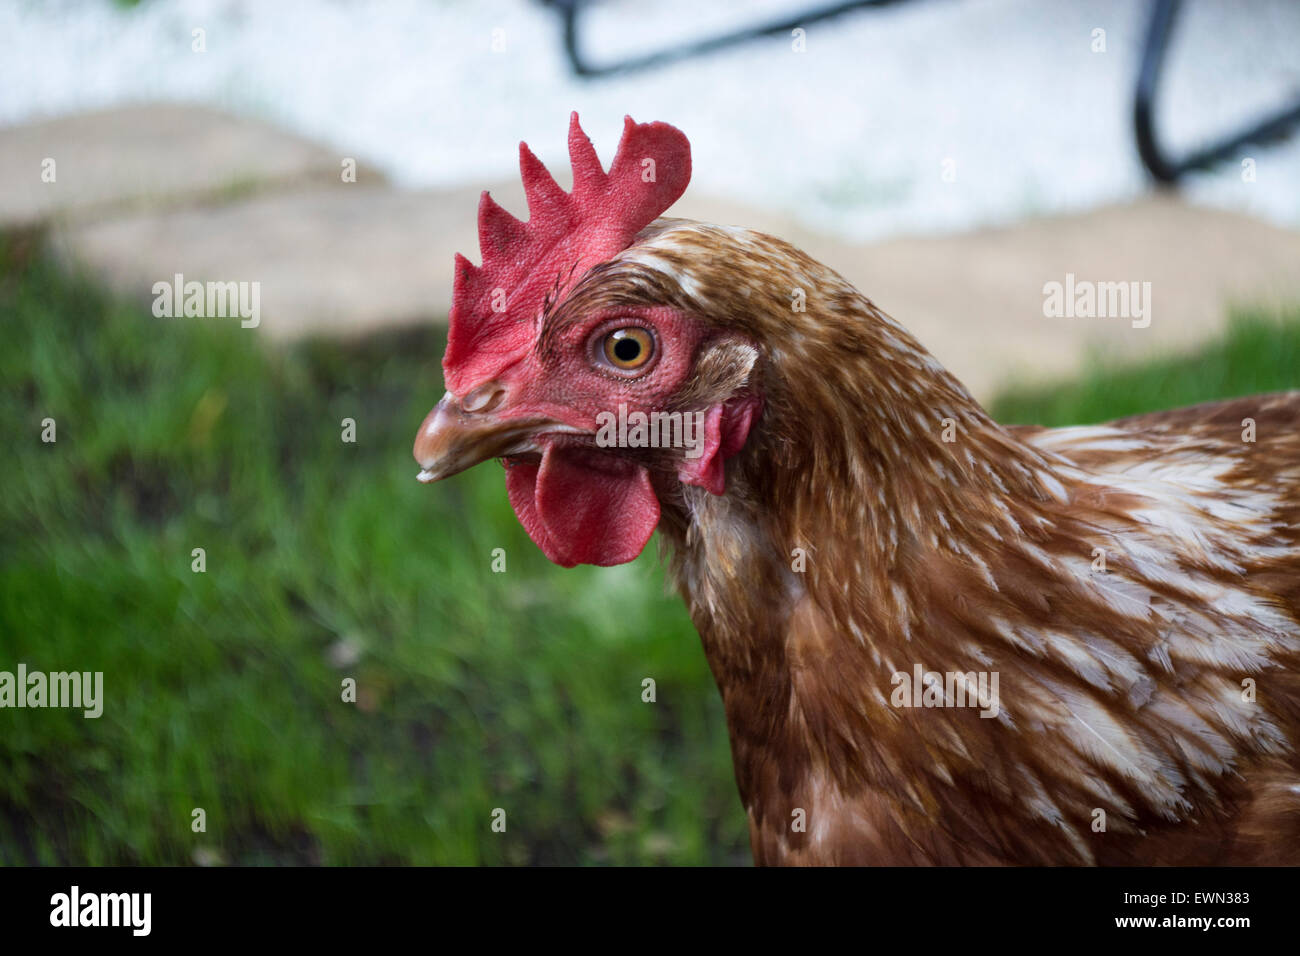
[414,116,1300,865]
[632,221,1300,865]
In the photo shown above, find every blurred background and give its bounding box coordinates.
[2,0,1299,864]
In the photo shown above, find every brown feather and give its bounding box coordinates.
[553,219,1300,865]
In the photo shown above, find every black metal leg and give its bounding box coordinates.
[1135,0,1300,183]
[547,0,1299,184]
[546,0,911,79]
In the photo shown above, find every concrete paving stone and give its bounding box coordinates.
[49,162,1300,402]
[0,103,380,229]
[673,193,1300,401]
[49,183,454,341]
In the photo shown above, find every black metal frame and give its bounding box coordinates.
[1135,0,1300,182]
[542,0,906,78]
[545,0,1300,183]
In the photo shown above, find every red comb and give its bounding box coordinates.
[442,113,691,394]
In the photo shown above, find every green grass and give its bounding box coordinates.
[991,315,1300,426]
[2,241,1298,866]
[0,245,741,865]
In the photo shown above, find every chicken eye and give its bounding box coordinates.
[601,327,655,372]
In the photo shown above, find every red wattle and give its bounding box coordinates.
[505,444,660,567]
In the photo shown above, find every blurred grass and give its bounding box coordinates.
[2,241,1298,866]
[991,312,1300,425]
[0,243,742,865]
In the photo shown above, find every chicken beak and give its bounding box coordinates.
[413,388,568,483]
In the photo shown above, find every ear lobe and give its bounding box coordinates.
[674,339,761,495]
[677,394,761,496]
[692,341,759,398]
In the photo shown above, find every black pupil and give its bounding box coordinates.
[613,336,642,363]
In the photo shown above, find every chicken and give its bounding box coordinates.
[413,115,1300,865]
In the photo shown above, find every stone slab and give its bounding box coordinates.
[674,193,1300,401]
[49,184,449,341]
[0,103,377,229]
[50,169,1300,402]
